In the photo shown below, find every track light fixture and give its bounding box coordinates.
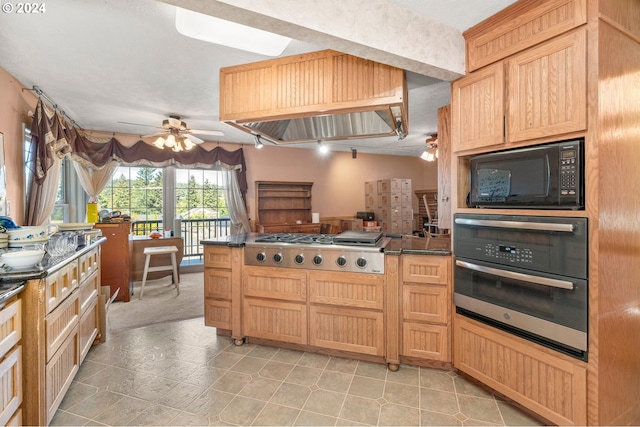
[254,134,264,149]
[352,148,357,159]
[317,140,329,154]
[420,134,438,161]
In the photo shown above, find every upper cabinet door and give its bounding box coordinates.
[451,62,505,152]
[506,29,587,143]
[437,105,452,230]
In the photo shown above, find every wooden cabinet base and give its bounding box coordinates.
[453,314,587,426]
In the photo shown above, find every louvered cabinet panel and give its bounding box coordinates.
[403,284,448,324]
[454,314,586,426]
[243,299,307,345]
[45,292,79,362]
[204,246,233,269]
[309,305,384,356]
[402,255,450,285]
[506,28,587,142]
[45,326,79,425]
[45,261,79,315]
[0,346,21,427]
[78,298,99,363]
[402,322,448,361]
[243,267,307,302]
[204,299,231,329]
[309,271,384,310]
[451,62,505,152]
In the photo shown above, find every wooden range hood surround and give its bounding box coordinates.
[219,50,408,144]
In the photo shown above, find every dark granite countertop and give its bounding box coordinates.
[202,233,451,256]
[0,237,106,283]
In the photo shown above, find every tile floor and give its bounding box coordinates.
[51,318,545,426]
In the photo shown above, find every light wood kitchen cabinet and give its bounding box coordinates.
[454,314,587,426]
[242,266,308,345]
[451,0,640,424]
[203,246,243,342]
[0,298,22,426]
[452,27,587,153]
[400,255,451,363]
[308,271,385,356]
[451,62,505,152]
[22,243,102,426]
[94,221,130,301]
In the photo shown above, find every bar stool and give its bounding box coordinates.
[139,246,180,300]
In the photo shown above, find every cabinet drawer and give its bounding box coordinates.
[78,270,99,314]
[204,269,232,299]
[79,247,99,284]
[46,325,79,425]
[243,299,307,344]
[204,246,232,269]
[403,284,449,324]
[0,300,21,359]
[309,305,383,356]
[0,346,22,427]
[309,272,384,310]
[402,322,449,361]
[46,292,79,362]
[45,262,79,314]
[79,298,99,363]
[243,267,307,302]
[402,255,450,285]
[204,299,231,329]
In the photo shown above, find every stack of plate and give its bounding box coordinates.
[0,233,7,249]
[57,223,95,232]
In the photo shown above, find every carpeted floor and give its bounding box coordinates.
[107,272,204,334]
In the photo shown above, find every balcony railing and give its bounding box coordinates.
[131,218,232,264]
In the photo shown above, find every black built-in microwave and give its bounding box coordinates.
[469,139,584,209]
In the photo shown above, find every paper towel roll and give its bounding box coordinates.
[312,212,320,223]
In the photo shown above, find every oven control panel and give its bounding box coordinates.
[484,244,534,264]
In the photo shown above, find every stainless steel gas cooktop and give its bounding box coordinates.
[245,231,387,274]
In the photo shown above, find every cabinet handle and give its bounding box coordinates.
[441,196,449,202]
[455,259,575,290]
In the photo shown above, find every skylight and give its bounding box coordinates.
[175,7,292,57]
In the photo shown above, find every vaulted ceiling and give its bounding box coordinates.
[0,0,516,156]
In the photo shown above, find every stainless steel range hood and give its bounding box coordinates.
[220,50,408,145]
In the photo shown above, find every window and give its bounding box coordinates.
[98,166,164,221]
[97,166,231,266]
[175,168,227,220]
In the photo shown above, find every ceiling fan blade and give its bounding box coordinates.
[142,131,169,138]
[117,121,163,129]
[188,129,225,136]
[184,134,204,144]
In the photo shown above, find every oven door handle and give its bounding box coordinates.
[454,218,575,233]
[455,260,575,290]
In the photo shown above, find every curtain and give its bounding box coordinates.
[224,165,251,233]
[25,99,74,225]
[72,161,118,203]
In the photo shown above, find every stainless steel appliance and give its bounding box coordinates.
[453,213,588,360]
[469,138,584,209]
[244,231,387,274]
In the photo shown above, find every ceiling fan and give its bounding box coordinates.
[119,115,224,145]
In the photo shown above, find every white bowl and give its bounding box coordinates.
[1,249,45,270]
[7,225,57,241]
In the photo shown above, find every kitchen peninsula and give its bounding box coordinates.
[201,232,452,373]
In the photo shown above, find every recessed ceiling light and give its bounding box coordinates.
[175,7,292,57]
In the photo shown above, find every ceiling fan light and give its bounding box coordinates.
[153,137,166,149]
[182,137,196,151]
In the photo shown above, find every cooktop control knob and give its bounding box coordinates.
[273,253,283,263]
[356,257,367,268]
[313,255,323,265]
[336,256,347,267]
[256,252,266,262]
[295,254,305,264]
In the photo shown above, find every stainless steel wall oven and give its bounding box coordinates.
[453,213,588,360]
